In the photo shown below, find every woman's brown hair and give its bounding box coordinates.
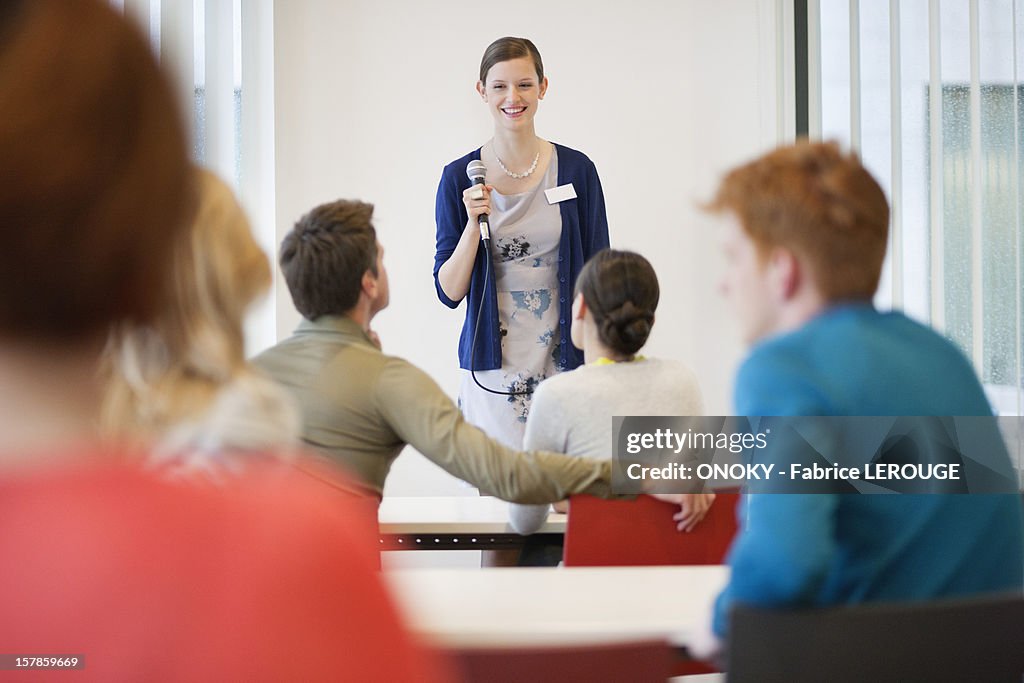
[479,37,544,84]
[575,249,660,356]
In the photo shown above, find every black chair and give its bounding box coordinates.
[728,593,1024,682]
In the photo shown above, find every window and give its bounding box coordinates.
[801,0,1022,481]
[113,0,276,353]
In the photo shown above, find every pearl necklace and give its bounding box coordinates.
[493,144,540,179]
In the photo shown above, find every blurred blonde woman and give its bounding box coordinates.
[103,168,300,478]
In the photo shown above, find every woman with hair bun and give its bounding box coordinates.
[510,249,710,540]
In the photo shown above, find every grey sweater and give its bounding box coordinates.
[509,358,705,534]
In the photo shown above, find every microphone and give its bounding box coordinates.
[466,159,490,241]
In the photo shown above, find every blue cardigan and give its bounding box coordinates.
[433,143,609,371]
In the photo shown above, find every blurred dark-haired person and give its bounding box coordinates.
[0,2,448,680]
[509,249,709,544]
[703,141,1023,652]
[254,199,618,504]
[434,36,609,449]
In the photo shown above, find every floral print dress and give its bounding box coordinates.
[459,150,562,449]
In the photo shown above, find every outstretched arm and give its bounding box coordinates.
[374,358,611,504]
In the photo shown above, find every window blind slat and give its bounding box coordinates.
[808,0,823,137]
[240,0,276,353]
[778,0,793,142]
[969,0,985,371]
[850,0,862,151]
[123,0,151,39]
[204,0,235,182]
[1014,0,1023,417]
[889,0,904,308]
[160,0,194,139]
[928,0,945,329]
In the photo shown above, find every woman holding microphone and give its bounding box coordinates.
[433,37,610,449]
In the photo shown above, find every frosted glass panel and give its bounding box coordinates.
[816,0,1024,438]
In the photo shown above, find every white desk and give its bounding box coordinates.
[378,496,565,550]
[385,565,728,648]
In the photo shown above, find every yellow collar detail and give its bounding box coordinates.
[591,355,645,366]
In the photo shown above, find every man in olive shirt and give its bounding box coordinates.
[253,199,612,503]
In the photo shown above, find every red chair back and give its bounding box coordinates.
[448,639,674,683]
[563,491,740,567]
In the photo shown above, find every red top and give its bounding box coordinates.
[0,457,450,682]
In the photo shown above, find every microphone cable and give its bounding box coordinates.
[469,232,532,397]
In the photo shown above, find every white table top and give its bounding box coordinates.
[384,565,728,648]
[378,496,566,535]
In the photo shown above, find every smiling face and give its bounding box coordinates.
[477,57,547,131]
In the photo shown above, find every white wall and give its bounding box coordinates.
[272,0,782,496]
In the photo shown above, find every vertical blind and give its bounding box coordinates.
[804,0,1022,481]
[115,0,277,353]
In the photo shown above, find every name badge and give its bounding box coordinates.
[545,184,577,204]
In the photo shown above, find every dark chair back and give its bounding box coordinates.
[728,593,1024,682]
[563,491,740,567]
[448,639,674,683]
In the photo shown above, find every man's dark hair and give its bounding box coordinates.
[279,200,378,318]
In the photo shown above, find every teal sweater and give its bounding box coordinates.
[713,304,1024,636]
